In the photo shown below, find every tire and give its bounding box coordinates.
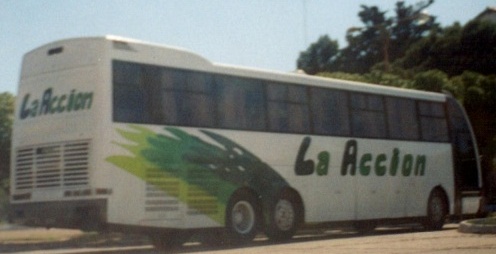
[226,190,260,244]
[424,189,448,230]
[266,191,302,241]
[149,231,191,251]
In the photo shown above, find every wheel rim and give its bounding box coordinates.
[274,199,295,231]
[232,201,255,234]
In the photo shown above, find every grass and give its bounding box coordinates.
[468,217,496,225]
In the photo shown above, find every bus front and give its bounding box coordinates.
[9,38,110,230]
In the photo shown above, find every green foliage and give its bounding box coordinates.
[398,20,496,76]
[399,23,460,72]
[297,35,339,74]
[299,1,496,79]
[459,20,496,75]
[0,92,14,195]
[317,69,413,89]
[411,69,450,92]
[389,1,438,59]
[317,72,368,83]
[0,93,14,147]
[0,179,7,221]
[364,69,414,88]
[449,72,496,108]
[0,92,13,221]
[298,0,437,74]
[338,5,389,73]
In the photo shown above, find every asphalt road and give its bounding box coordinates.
[2,224,495,254]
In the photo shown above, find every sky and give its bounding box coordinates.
[1,0,495,93]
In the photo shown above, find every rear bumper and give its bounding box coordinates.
[9,199,107,231]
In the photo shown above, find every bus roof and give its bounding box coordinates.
[107,36,446,102]
[27,36,447,102]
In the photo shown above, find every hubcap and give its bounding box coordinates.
[232,201,255,234]
[274,199,295,231]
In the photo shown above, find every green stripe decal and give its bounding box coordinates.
[106,125,289,224]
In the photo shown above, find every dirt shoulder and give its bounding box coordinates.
[0,227,82,243]
[0,226,148,253]
[2,224,496,254]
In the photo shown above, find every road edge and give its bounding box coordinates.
[458,219,496,234]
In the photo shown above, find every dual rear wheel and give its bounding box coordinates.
[226,189,301,243]
[226,191,260,243]
[265,191,302,241]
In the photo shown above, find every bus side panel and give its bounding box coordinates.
[103,125,456,229]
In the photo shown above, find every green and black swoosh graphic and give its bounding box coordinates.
[107,125,289,223]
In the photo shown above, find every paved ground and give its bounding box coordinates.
[1,223,495,253]
[207,225,496,254]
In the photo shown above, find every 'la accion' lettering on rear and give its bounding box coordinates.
[20,88,93,119]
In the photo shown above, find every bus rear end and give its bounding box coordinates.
[9,38,110,230]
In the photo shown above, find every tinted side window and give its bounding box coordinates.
[267,83,310,133]
[216,76,266,131]
[113,61,146,123]
[418,101,449,142]
[160,69,216,127]
[351,94,387,138]
[310,88,350,136]
[447,97,480,190]
[113,61,216,127]
[386,97,419,140]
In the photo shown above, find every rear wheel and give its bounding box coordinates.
[226,190,260,244]
[424,189,448,230]
[266,191,302,241]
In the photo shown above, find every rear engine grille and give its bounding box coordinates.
[14,141,90,191]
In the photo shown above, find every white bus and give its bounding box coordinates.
[10,36,482,249]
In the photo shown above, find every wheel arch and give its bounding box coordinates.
[228,187,260,202]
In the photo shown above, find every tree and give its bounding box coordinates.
[399,20,496,77]
[0,92,14,195]
[297,35,339,74]
[339,0,437,73]
[388,1,438,62]
[459,20,496,75]
[454,72,496,145]
[398,22,462,74]
[339,5,389,73]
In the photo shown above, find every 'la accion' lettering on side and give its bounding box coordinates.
[295,137,427,177]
